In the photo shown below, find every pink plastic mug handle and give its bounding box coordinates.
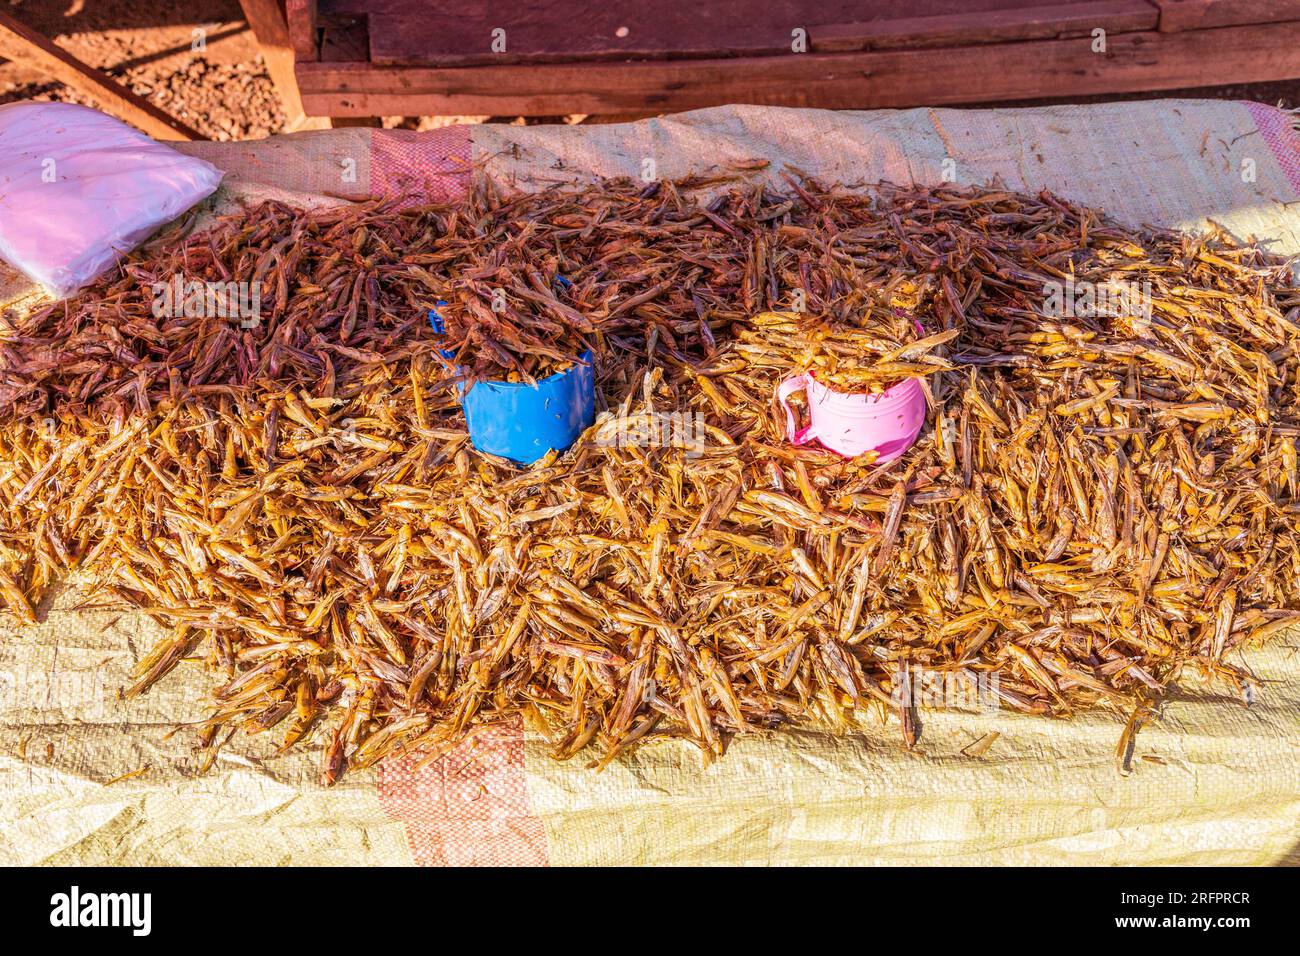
[776,373,815,445]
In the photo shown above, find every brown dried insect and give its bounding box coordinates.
[1,178,1297,783]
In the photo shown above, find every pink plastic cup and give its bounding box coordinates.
[776,372,927,463]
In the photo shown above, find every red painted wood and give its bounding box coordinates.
[1153,0,1300,32]
[357,0,1118,66]
[285,0,318,61]
[296,22,1300,116]
[814,1,1157,51]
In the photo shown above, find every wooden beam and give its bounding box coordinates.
[369,3,795,67]
[1152,0,1300,32]
[237,0,329,131]
[320,16,369,62]
[0,10,204,141]
[359,1,1159,67]
[285,0,320,61]
[298,21,1300,117]
[813,1,1158,52]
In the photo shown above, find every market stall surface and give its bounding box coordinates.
[1,99,1298,866]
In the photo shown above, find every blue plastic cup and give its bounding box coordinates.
[460,351,596,465]
[428,307,594,465]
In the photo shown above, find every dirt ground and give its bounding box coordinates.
[1,0,1297,141]
[1,0,288,139]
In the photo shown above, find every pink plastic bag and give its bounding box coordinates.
[0,102,222,298]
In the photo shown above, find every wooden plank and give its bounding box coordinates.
[298,22,1300,117]
[320,16,369,62]
[285,0,319,61]
[363,0,1077,67]
[0,10,204,140]
[814,1,1158,52]
[1153,0,1300,32]
[238,0,329,131]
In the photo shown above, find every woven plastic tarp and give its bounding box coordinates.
[1,100,1298,866]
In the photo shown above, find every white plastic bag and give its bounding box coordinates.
[0,101,223,299]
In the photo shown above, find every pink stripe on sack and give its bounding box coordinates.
[377,720,549,866]
[1244,101,1300,195]
[370,126,473,202]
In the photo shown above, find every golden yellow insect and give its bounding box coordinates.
[1,179,1297,784]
